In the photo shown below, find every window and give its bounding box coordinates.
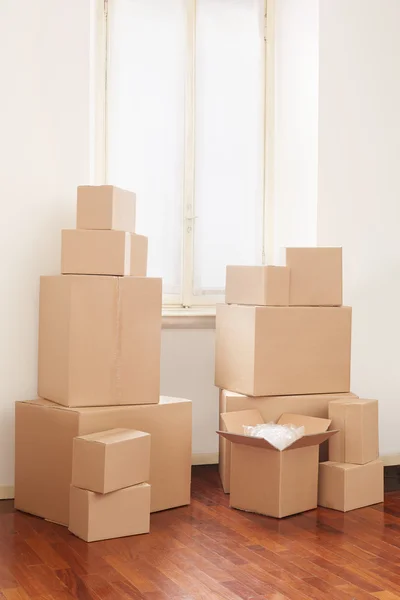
[104,0,268,308]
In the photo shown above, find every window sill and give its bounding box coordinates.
[162,307,216,330]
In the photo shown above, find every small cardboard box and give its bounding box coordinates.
[72,428,150,494]
[38,275,161,407]
[15,396,192,525]
[218,389,359,493]
[215,304,352,396]
[69,483,150,542]
[77,185,136,231]
[61,230,148,276]
[328,398,379,464]
[225,266,290,306]
[284,247,342,306]
[218,410,337,518]
[318,460,384,512]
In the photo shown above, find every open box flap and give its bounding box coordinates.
[217,430,280,451]
[216,429,339,452]
[220,409,263,433]
[277,413,331,434]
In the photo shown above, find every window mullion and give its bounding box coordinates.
[181,0,197,308]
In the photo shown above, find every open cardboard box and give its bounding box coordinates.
[217,410,338,519]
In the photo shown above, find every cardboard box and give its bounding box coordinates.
[215,305,352,397]
[77,185,136,231]
[318,460,384,512]
[218,410,337,518]
[284,247,342,306]
[69,483,150,542]
[15,396,191,525]
[61,230,148,276]
[72,428,150,494]
[225,266,290,306]
[219,389,358,493]
[38,275,161,407]
[328,398,379,464]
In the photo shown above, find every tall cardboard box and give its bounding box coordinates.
[219,390,358,493]
[225,266,290,306]
[218,410,337,518]
[77,185,136,231]
[38,275,161,407]
[72,429,151,494]
[15,397,192,526]
[318,460,384,512]
[69,484,150,542]
[284,247,342,306]
[215,305,352,396]
[61,230,148,277]
[328,398,379,464]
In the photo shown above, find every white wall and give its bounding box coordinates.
[275,0,400,458]
[0,0,218,490]
[317,0,400,457]
[161,330,218,460]
[0,0,91,488]
[273,0,319,260]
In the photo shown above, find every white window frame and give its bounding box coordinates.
[91,0,276,314]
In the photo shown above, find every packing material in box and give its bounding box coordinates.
[61,230,148,276]
[218,410,337,518]
[69,483,150,542]
[72,428,150,494]
[219,389,358,493]
[284,247,342,306]
[318,460,384,512]
[77,185,135,231]
[15,397,192,526]
[225,266,290,306]
[38,275,161,407]
[215,305,352,397]
[328,398,379,464]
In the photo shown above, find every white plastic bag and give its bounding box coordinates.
[243,422,305,451]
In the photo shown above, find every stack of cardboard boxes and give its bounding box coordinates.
[14,185,192,538]
[319,398,383,511]
[215,248,383,518]
[69,428,151,541]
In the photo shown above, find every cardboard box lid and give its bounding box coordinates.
[330,398,377,407]
[219,410,337,452]
[217,429,337,452]
[18,396,191,414]
[76,428,149,445]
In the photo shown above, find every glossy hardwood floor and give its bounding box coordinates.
[1,465,400,600]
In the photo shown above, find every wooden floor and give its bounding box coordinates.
[1,466,400,600]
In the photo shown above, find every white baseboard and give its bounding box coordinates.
[380,453,400,467]
[191,452,218,466]
[0,486,14,500]
[1,452,397,500]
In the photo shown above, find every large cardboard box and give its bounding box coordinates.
[15,397,192,526]
[284,247,342,306]
[38,275,161,407]
[219,389,358,493]
[318,460,384,512]
[72,429,150,494]
[218,410,337,518]
[328,398,379,464]
[61,230,148,276]
[69,483,150,542]
[215,305,352,397]
[225,266,290,306]
[77,185,136,231]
